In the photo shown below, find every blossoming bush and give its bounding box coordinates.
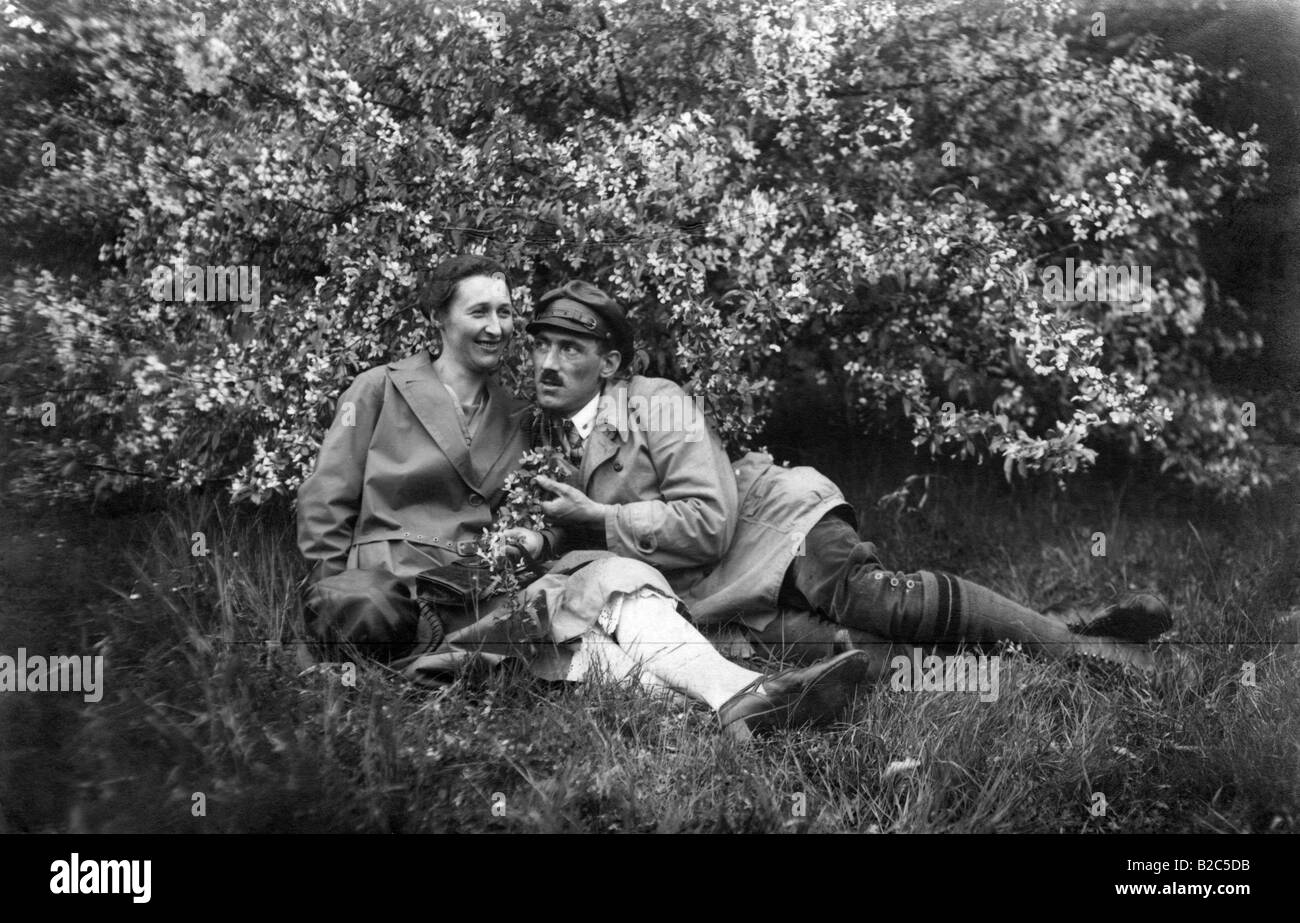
[0,0,1278,502]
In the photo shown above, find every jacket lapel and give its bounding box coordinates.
[581,383,630,489]
[473,381,531,486]
[388,353,477,490]
[581,429,620,488]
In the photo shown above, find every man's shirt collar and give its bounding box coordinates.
[567,391,602,441]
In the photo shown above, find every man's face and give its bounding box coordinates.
[531,327,620,417]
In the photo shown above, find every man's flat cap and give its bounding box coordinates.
[527,280,633,369]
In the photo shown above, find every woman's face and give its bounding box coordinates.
[437,273,514,374]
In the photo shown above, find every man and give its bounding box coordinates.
[512,280,1172,671]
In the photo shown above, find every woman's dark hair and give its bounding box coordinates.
[416,255,510,321]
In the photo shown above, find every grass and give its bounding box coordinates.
[1,446,1298,833]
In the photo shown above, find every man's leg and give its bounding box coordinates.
[602,588,879,734]
[605,590,761,709]
[786,514,1163,663]
[747,605,913,676]
[562,624,675,692]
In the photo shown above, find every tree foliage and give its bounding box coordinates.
[0,0,1277,502]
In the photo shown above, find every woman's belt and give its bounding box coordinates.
[355,529,481,556]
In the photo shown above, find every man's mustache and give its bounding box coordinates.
[538,372,565,387]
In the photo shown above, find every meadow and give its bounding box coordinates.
[2,435,1296,834]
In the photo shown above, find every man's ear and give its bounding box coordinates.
[598,349,622,381]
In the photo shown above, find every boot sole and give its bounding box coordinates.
[1068,637,1155,672]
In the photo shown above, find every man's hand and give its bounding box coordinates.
[535,475,609,527]
[497,527,546,560]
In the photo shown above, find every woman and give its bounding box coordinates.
[298,255,532,657]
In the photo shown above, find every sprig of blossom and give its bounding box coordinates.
[474,445,569,607]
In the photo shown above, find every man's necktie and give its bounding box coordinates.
[560,418,584,467]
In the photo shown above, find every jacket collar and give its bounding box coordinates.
[387,351,527,490]
[593,380,633,442]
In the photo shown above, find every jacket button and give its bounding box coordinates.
[469,494,484,506]
[613,462,623,472]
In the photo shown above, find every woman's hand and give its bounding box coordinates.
[535,475,609,526]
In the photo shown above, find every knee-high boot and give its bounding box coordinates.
[827,544,1156,667]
